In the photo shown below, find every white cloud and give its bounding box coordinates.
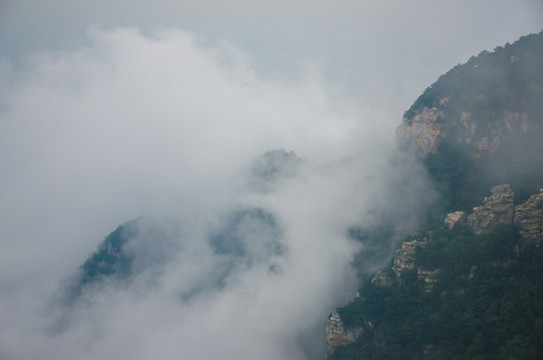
[0,27,435,359]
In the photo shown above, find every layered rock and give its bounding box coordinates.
[444,211,466,229]
[397,105,537,159]
[515,189,543,245]
[396,107,444,154]
[392,239,426,277]
[325,313,362,357]
[467,184,514,233]
[447,184,542,245]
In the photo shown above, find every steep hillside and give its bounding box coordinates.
[397,30,543,216]
[327,186,543,360]
[328,31,543,360]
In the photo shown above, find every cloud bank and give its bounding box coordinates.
[0,28,431,359]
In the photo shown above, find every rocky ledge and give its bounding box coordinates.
[466,184,515,233]
[446,184,542,246]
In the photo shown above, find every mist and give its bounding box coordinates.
[0,27,436,359]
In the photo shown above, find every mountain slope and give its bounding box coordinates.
[397,30,543,216]
[328,31,543,360]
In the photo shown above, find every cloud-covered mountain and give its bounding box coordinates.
[328,30,543,360]
[2,7,539,360]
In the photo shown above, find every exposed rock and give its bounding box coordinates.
[325,313,362,357]
[438,97,450,106]
[396,107,444,154]
[504,111,529,133]
[393,239,425,277]
[472,135,501,155]
[467,184,514,233]
[398,108,536,160]
[514,189,543,246]
[371,270,391,286]
[444,211,466,229]
[460,112,476,135]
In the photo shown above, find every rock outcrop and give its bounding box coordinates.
[325,313,362,357]
[444,211,466,229]
[397,107,535,159]
[396,107,444,154]
[445,184,542,246]
[392,239,426,277]
[515,189,543,246]
[467,184,514,233]
[371,270,391,286]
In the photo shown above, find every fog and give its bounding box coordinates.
[2,1,542,115]
[0,1,540,359]
[0,27,433,359]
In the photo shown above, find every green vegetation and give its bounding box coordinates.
[330,31,543,359]
[402,30,543,218]
[423,130,543,219]
[423,142,486,216]
[333,225,543,360]
[403,31,543,121]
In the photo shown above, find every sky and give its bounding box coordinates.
[0,1,541,359]
[1,0,542,113]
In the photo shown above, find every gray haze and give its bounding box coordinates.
[0,1,541,359]
[1,1,542,118]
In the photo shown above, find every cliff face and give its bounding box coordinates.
[395,106,444,154]
[326,31,543,360]
[445,184,543,246]
[514,189,543,245]
[397,31,543,159]
[392,239,426,277]
[444,211,466,229]
[395,31,543,219]
[397,107,534,159]
[466,184,515,233]
[325,313,362,357]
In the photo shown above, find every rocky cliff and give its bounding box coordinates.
[396,108,534,159]
[444,211,466,229]
[326,184,543,354]
[392,239,426,277]
[445,184,543,246]
[325,312,362,358]
[514,189,543,245]
[397,31,543,160]
[326,31,543,360]
[395,106,444,154]
[466,184,515,233]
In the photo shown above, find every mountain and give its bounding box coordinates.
[62,151,293,307]
[397,30,543,218]
[326,31,543,359]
